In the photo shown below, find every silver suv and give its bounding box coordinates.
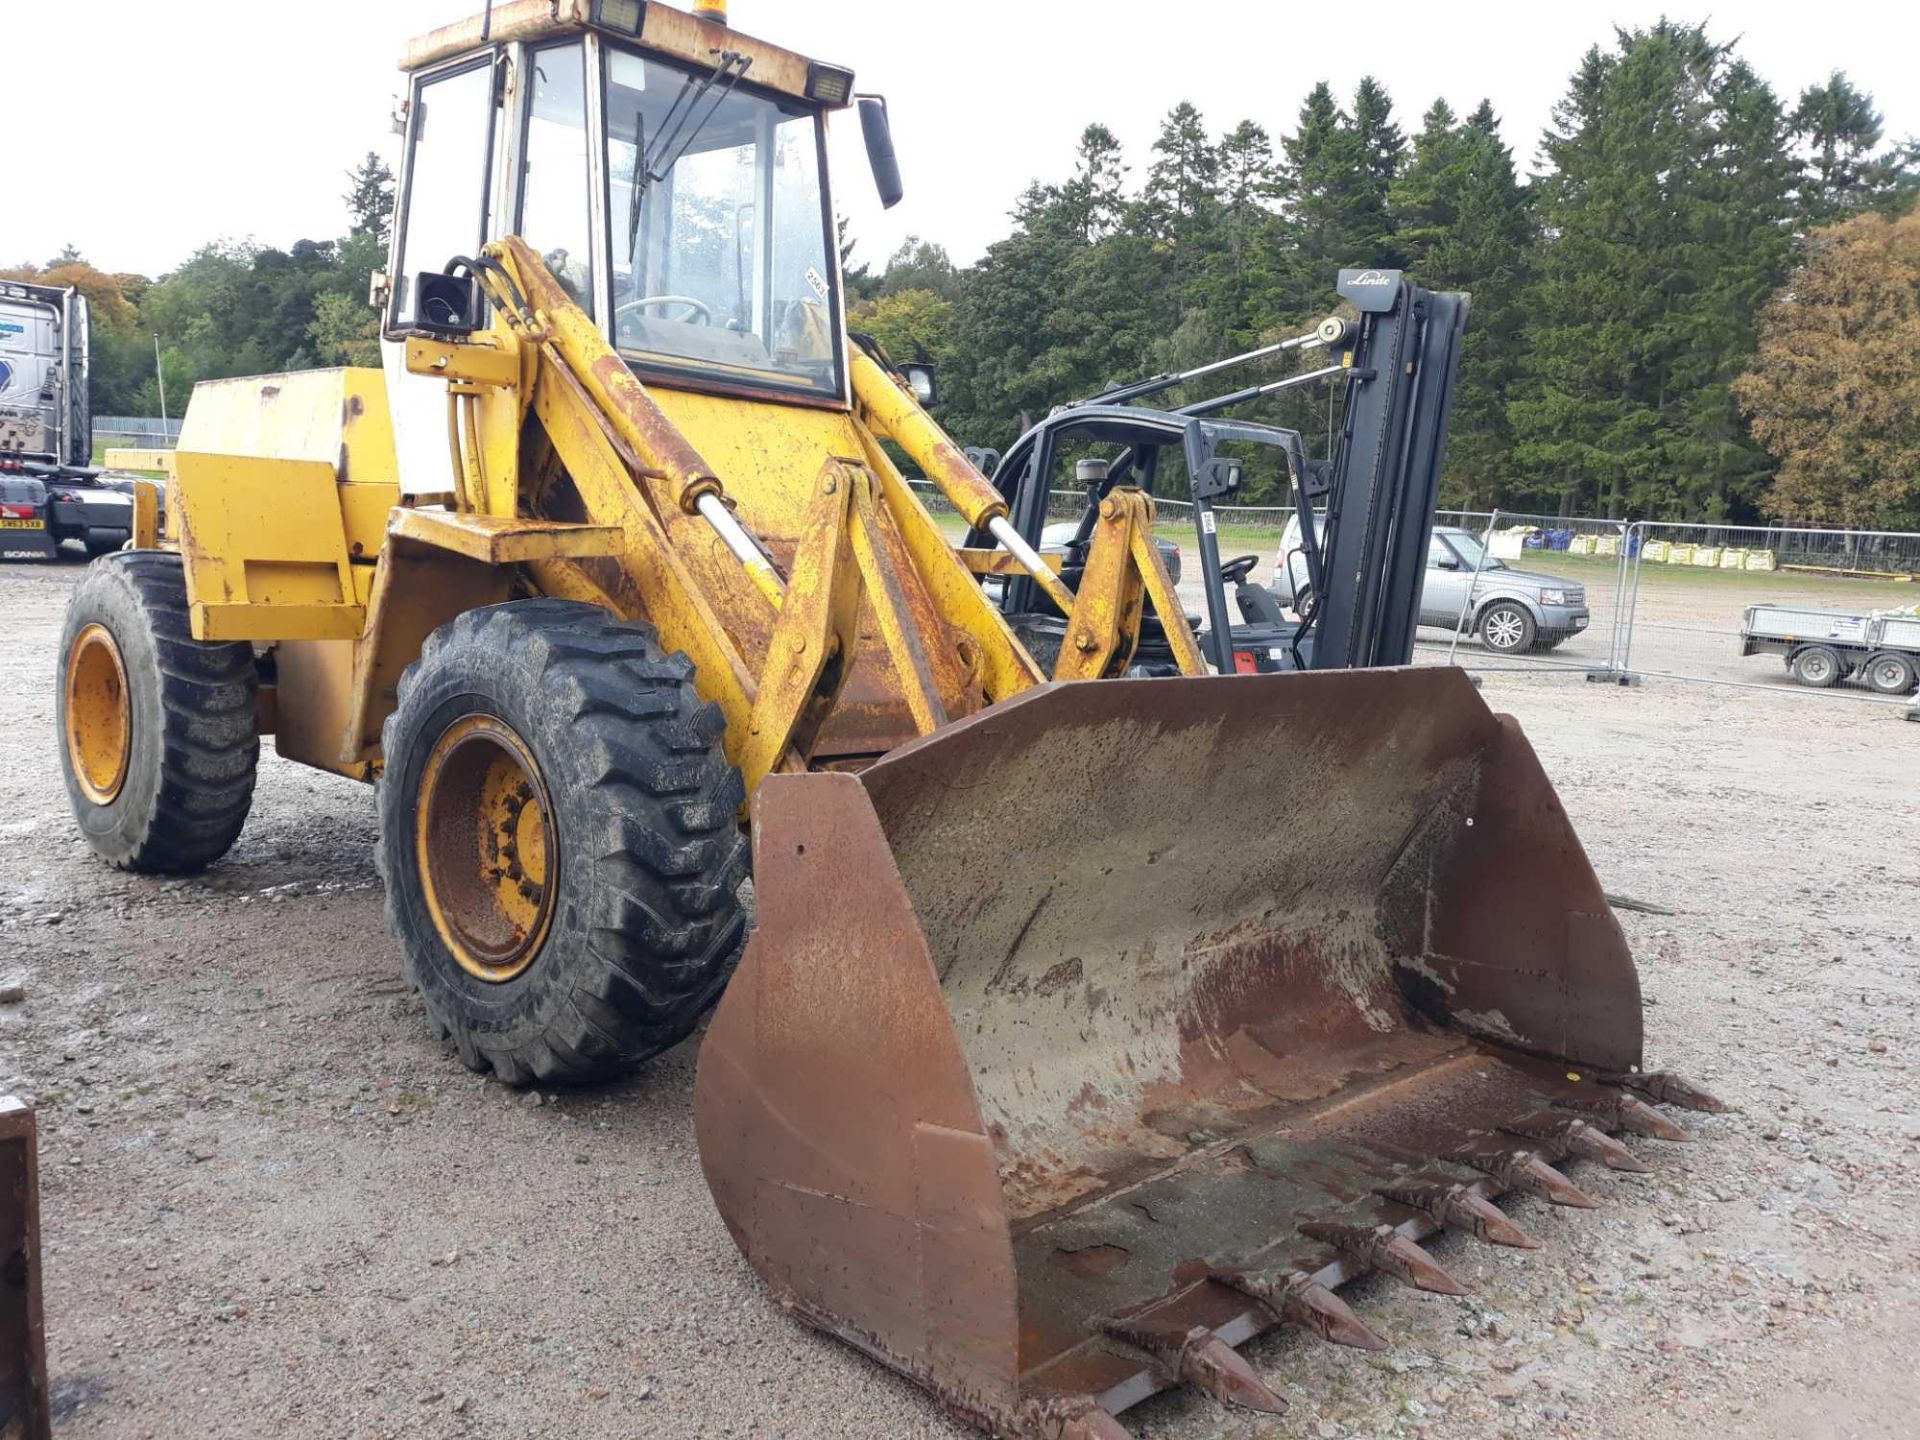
[1272,518,1590,653]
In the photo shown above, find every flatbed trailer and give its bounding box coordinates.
[1741,603,1920,695]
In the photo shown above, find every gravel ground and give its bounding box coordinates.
[2,556,1916,1440]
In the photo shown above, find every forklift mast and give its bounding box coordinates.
[1306,270,1469,670]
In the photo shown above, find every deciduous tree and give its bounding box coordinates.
[1735,209,1920,528]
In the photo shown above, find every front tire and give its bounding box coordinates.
[1478,601,1537,654]
[378,600,748,1086]
[56,552,259,872]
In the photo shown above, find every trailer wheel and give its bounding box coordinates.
[56,552,259,872]
[378,600,748,1086]
[1789,645,1845,689]
[1863,651,1917,696]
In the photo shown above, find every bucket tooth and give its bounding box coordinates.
[1098,1318,1288,1413]
[1298,1220,1470,1295]
[1036,1397,1136,1440]
[1183,1336,1290,1414]
[1503,1114,1654,1173]
[1603,1070,1731,1113]
[1218,1268,1389,1351]
[1457,1146,1600,1208]
[1379,1181,1542,1248]
[1558,1093,1693,1142]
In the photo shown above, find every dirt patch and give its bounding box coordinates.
[1,558,1915,1439]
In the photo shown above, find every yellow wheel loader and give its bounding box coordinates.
[51,4,1723,1435]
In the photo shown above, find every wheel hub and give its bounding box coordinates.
[65,623,131,805]
[1485,612,1524,649]
[416,715,557,983]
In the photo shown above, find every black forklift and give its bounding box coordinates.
[971,269,1468,673]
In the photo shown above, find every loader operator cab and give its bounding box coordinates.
[381,0,889,490]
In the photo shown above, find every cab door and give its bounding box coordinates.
[381,54,505,495]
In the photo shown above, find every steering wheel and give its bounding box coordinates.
[1219,554,1260,585]
[615,295,712,325]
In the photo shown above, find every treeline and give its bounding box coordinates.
[852,22,1917,524]
[1,156,395,422]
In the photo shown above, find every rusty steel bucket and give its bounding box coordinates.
[695,667,1722,1438]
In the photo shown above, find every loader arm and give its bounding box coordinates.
[393,238,1056,794]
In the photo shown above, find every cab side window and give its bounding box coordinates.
[393,62,493,326]
[519,42,594,308]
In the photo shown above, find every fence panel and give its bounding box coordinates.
[1609,521,1920,703]
[93,416,181,450]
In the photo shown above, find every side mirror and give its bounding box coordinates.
[859,96,903,210]
[900,361,936,406]
[1434,556,1461,571]
[963,445,1001,480]
[1193,457,1244,501]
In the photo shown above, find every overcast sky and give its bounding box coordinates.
[11,1,1918,280]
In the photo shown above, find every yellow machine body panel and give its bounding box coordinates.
[170,368,401,643]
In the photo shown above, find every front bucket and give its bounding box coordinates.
[696,667,1707,1437]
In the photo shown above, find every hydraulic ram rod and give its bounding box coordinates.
[1069,330,1326,410]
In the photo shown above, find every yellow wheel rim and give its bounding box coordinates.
[65,623,132,805]
[415,715,557,983]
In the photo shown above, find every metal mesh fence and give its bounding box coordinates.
[1607,521,1920,704]
[888,484,1920,701]
[93,417,181,450]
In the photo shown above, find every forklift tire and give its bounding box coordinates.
[1789,645,1845,689]
[378,600,749,1086]
[56,552,259,872]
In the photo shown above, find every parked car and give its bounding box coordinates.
[1270,516,1589,653]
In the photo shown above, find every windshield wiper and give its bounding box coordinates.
[626,50,753,252]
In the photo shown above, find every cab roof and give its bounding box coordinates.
[400,0,850,110]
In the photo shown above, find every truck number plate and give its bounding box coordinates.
[1,517,47,530]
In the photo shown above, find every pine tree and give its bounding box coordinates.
[1060,124,1129,243]
[343,152,395,245]
[1510,24,1797,520]
[1351,77,1406,200]
[1390,100,1534,506]
[1790,73,1914,222]
[1139,102,1223,312]
[1281,82,1395,277]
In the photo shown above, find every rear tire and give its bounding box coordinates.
[1478,601,1537,654]
[1790,645,1844,689]
[377,600,749,1086]
[56,552,259,872]
[1863,651,1917,696]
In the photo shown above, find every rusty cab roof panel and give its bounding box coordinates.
[399,0,851,110]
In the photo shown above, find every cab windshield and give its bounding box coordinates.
[606,48,841,398]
